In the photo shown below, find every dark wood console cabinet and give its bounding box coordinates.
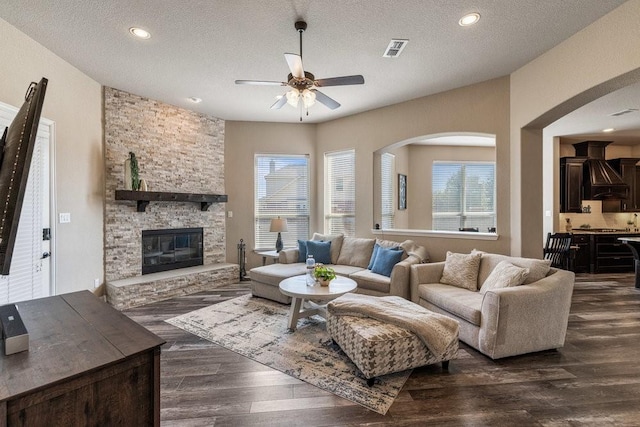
[0,291,165,426]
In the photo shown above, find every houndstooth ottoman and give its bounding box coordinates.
[326,314,458,386]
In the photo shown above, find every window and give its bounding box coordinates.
[254,154,309,249]
[432,161,495,231]
[380,153,395,229]
[325,150,355,236]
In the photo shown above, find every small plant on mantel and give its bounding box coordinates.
[129,151,140,191]
[313,264,336,286]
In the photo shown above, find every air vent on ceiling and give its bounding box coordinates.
[383,39,409,58]
[609,108,639,117]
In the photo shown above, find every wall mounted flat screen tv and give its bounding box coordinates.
[0,78,48,275]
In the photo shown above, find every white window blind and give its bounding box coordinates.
[432,161,496,231]
[381,153,395,229]
[254,154,309,250]
[325,150,355,236]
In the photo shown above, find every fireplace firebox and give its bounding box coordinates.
[142,228,203,274]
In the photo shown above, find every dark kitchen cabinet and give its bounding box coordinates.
[593,234,634,273]
[560,157,586,213]
[571,233,591,273]
[606,158,640,212]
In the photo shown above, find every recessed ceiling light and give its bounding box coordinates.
[603,128,615,133]
[188,97,202,104]
[459,12,480,26]
[129,27,151,39]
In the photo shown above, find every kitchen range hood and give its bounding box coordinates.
[574,141,629,200]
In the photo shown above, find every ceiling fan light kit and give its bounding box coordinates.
[235,20,364,121]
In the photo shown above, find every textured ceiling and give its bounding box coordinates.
[0,0,628,124]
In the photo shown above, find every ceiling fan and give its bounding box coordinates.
[235,20,365,121]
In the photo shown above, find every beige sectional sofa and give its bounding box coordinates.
[250,233,429,304]
[410,251,575,359]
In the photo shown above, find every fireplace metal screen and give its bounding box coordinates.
[142,228,203,274]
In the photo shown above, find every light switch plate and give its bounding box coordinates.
[59,213,71,223]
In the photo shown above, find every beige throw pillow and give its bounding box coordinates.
[440,251,482,291]
[473,250,551,285]
[336,237,376,268]
[479,261,530,294]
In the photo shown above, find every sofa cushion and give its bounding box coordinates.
[349,269,391,294]
[440,251,482,291]
[418,283,483,326]
[475,251,551,285]
[249,264,306,286]
[371,246,404,277]
[479,261,530,294]
[312,233,344,264]
[337,237,376,268]
[297,240,307,262]
[331,264,366,277]
[306,240,332,264]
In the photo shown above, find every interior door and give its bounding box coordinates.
[0,102,52,303]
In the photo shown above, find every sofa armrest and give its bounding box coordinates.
[279,248,299,264]
[479,268,575,359]
[388,255,421,300]
[410,262,445,303]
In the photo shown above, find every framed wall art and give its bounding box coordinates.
[398,173,407,210]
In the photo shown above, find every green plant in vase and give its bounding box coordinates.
[313,264,336,286]
[129,151,140,190]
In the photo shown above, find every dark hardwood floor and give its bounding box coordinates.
[123,273,640,426]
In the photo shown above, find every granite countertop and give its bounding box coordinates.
[571,229,640,234]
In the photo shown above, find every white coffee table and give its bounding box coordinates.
[279,275,357,331]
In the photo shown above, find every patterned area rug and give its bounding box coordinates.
[165,294,411,415]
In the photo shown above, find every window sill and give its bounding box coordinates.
[371,228,499,240]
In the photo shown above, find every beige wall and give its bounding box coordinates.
[224,121,316,269]
[314,76,510,262]
[0,18,103,294]
[390,145,410,229]
[511,0,640,257]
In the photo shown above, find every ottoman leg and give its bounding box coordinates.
[366,377,375,387]
[442,360,450,371]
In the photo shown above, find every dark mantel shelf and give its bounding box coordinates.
[115,190,228,212]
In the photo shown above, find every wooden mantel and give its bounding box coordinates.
[115,190,228,212]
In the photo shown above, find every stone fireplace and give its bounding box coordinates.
[103,87,237,309]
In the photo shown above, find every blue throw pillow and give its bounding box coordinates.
[306,240,332,264]
[368,244,400,270]
[367,244,380,270]
[297,240,308,263]
[371,246,403,277]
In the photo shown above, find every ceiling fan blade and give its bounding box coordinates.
[235,80,287,86]
[284,53,305,79]
[315,75,365,87]
[314,90,341,110]
[270,95,288,110]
